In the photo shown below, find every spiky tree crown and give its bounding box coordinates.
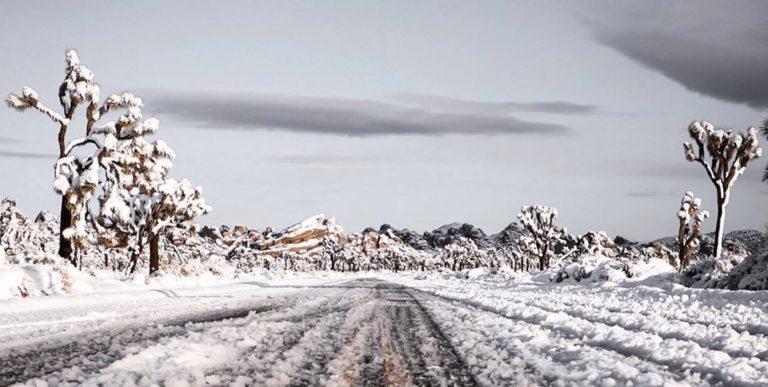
[683,120,762,188]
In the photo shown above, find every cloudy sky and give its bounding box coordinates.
[0,1,766,240]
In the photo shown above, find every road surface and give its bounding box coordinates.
[1,278,480,386]
[3,275,768,386]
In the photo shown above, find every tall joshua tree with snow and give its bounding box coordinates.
[5,50,102,263]
[762,118,768,183]
[683,121,761,258]
[7,50,210,273]
[676,192,708,270]
[518,205,564,270]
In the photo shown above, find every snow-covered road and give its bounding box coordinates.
[2,275,768,386]
[1,277,478,386]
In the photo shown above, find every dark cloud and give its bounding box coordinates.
[146,93,570,136]
[0,150,55,160]
[388,93,597,114]
[578,1,768,108]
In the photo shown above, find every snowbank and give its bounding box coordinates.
[553,255,677,284]
[0,255,94,300]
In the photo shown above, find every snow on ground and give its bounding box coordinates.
[2,271,768,386]
[0,272,351,351]
[382,270,768,386]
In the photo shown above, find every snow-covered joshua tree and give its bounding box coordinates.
[517,205,565,270]
[92,101,211,274]
[762,118,768,183]
[7,50,210,273]
[683,120,761,258]
[676,192,708,270]
[5,50,101,263]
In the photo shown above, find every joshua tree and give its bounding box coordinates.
[5,50,101,263]
[7,50,210,273]
[762,118,768,182]
[683,120,761,258]
[90,95,210,274]
[518,205,565,270]
[676,192,709,270]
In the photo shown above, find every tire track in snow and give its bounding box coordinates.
[460,282,768,338]
[419,290,768,386]
[0,303,277,385]
[212,286,366,386]
[433,288,768,361]
[4,279,488,386]
[414,292,686,386]
[320,280,479,387]
[0,288,354,386]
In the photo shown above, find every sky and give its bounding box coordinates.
[0,1,766,240]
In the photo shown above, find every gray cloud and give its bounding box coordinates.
[0,137,21,144]
[147,93,569,136]
[578,1,768,108]
[388,93,597,114]
[271,154,385,165]
[0,151,55,160]
[626,190,679,198]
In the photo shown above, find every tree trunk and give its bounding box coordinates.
[677,222,687,271]
[129,233,144,274]
[149,232,160,275]
[713,191,728,259]
[129,248,140,274]
[58,197,74,265]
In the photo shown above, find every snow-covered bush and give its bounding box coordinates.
[486,245,535,271]
[574,231,617,258]
[676,191,709,270]
[726,247,768,290]
[555,255,630,283]
[683,120,761,257]
[681,255,744,288]
[681,236,768,290]
[554,255,676,284]
[437,237,486,271]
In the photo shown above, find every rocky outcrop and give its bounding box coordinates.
[1,198,59,263]
[379,222,513,251]
[490,222,525,247]
[379,224,431,250]
[256,215,348,257]
[426,223,494,249]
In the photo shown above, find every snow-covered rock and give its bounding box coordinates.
[257,214,347,257]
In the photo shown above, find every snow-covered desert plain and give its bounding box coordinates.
[2,269,768,386]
